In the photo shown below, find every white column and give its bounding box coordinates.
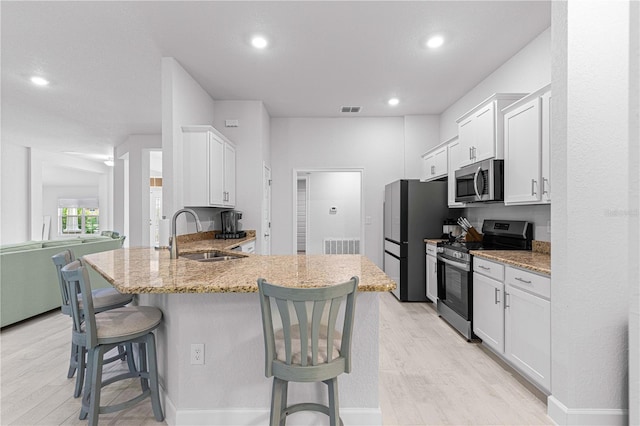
[549,1,632,424]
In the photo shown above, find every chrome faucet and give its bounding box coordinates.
[169,208,203,259]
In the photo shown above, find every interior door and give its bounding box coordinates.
[262,163,271,255]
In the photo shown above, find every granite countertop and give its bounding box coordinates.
[471,241,551,276]
[424,238,447,245]
[176,230,256,252]
[83,246,396,294]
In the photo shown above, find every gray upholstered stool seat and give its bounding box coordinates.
[52,249,135,398]
[258,277,358,426]
[61,259,164,426]
[88,306,162,343]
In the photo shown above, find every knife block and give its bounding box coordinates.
[465,227,483,242]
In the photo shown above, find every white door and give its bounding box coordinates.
[262,163,271,255]
[473,102,496,162]
[149,187,162,247]
[473,272,505,353]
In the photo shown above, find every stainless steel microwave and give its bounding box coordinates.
[454,159,504,203]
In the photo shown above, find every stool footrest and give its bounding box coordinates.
[283,403,344,426]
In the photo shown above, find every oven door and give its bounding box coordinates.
[437,253,472,320]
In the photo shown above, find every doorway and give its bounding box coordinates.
[149,151,162,247]
[292,169,364,255]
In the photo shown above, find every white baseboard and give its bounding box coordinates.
[171,407,381,426]
[548,396,629,426]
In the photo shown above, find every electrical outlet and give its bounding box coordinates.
[190,343,204,365]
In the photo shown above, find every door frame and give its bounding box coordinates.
[291,168,365,255]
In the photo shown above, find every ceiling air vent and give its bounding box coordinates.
[340,106,361,113]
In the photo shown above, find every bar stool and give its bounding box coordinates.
[61,259,164,425]
[257,276,358,426]
[52,250,134,398]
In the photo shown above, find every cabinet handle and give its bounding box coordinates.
[494,288,500,304]
[542,178,549,195]
[469,147,473,160]
[478,265,490,271]
[515,277,532,284]
[531,179,537,196]
[504,292,510,309]
[431,165,435,175]
[472,146,476,160]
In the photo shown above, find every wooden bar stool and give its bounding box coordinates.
[257,276,358,426]
[52,250,135,398]
[61,259,164,425]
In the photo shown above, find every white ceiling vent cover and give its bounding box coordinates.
[340,106,361,113]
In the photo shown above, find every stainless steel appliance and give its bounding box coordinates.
[383,179,450,302]
[454,159,504,203]
[437,219,532,340]
[216,210,246,239]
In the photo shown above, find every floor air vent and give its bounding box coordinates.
[340,106,361,113]
[323,238,360,254]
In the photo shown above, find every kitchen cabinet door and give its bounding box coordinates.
[472,102,496,163]
[504,97,542,204]
[421,145,447,182]
[473,272,504,353]
[223,142,236,206]
[504,283,551,392]
[541,90,551,203]
[426,252,437,303]
[183,129,211,207]
[457,115,475,168]
[208,132,225,206]
[182,125,237,208]
[447,137,465,208]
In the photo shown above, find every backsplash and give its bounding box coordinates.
[461,204,551,242]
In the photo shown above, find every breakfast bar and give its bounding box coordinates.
[83,245,395,426]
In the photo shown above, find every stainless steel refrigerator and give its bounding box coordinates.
[383,179,450,302]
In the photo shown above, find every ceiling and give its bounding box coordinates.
[1,1,551,161]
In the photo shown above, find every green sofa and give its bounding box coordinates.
[0,236,125,327]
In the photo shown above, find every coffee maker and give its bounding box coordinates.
[216,210,246,239]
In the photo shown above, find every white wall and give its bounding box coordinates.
[0,143,29,244]
[306,171,361,255]
[0,144,112,244]
[212,100,271,253]
[114,134,162,247]
[629,2,640,423]
[404,115,440,178]
[436,27,552,241]
[439,27,551,142]
[548,2,632,424]
[161,57,216,228]
[270,117,405,267]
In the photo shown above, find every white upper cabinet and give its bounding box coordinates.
[421,142,448,182]
[446,136,465,208]
[503,85,551,205]
[182,125,236,208]
[456,93,527,169]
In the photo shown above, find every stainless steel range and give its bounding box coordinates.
[436,219,532,340]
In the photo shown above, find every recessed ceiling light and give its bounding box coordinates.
[426,35,444,49]
[251,36,268,49]
[388,98,400,106]
[30,76,49,86]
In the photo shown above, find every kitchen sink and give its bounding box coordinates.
[180,251,244,262]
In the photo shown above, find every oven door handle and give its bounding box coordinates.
[437,255,470,272]
[473,166,482,199]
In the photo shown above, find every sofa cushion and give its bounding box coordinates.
[42,240,79,248]
[0,242,43,253]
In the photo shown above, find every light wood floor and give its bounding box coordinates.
[1,292,552,425]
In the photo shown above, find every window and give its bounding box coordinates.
[58,199,99,235]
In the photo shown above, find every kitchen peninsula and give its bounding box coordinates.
[83,237,395,426]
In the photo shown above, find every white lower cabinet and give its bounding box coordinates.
[426,244,438,303]
[473,271,504,352]
[504,269,551,391]
[473,258,551,392]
